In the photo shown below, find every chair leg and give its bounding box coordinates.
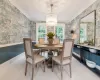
[42,52,44,56]
[69,63,72,78]
[32,65,34,80]
[25,62,28,76]
[35,64,38,68]
[61,65,63,80]
[40,50,42,56]
[43,60,45,72]
[52,59,54,72]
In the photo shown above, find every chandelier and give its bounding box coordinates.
[46,3,57,26]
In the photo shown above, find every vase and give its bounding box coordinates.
[48,38,53,45]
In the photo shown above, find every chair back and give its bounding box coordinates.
[62,39,74,59]
[23,38,33,58]
[39,38,45,44]
[53,38,60,44]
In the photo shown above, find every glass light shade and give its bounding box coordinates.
[46,14,57,26]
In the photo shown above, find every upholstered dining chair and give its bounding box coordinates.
[23,38,45,80]
[52,38,60,56]
[53,38,60,44]
[39,38,45,44]
[52,39,74,80]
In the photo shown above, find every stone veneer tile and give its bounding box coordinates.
[0,0,36,44]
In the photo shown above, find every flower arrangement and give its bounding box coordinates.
[47,32,55,39]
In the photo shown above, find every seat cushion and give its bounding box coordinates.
[26,54,45,64]
[52,55,70,65]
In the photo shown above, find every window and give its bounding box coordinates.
[36,23,47,42]
[36,23,65,43]
[55,24,65,43]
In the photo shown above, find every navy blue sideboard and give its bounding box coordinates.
[73,44,100,76]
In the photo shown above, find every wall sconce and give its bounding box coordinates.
[70,30,77,39]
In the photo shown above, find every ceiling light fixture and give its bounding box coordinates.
[46,2,57,26]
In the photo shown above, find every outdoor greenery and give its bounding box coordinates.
[55,26,64,42]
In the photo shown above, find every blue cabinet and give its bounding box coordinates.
[73,44,100,76]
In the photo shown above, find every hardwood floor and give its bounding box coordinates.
[0,53,99,80]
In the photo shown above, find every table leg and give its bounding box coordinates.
[47,50,53,68]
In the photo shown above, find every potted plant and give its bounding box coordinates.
[47,32,55,45]
[84,41,88,45]
[88,39,94,46]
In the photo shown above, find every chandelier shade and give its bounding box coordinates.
[46,14,57,26]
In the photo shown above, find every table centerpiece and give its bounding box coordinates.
[47,32,55,45]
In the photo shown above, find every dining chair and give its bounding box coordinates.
[23,38,45,80]
[39,38,45,44]
[38,38,48,56]
[52,38,60,56]
[53,38,60,44]
[52,39,74,80]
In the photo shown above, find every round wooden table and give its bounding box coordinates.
[35,44,63,68]
[35,43,63,49]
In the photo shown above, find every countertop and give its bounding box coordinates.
[75,44,100,50]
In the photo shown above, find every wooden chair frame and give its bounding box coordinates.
[52,39,74,80]
[23,38,45,80]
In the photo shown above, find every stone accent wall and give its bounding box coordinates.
[0,0,33,44]
[70,0,100,46]
[65,23,72,39]
[47,26,55,33]
[0,0,72,44]
[30,21,36,41]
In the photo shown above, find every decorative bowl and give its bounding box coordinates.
[77,46,80,48]
[89,48,97,53]
[86,59,96,68]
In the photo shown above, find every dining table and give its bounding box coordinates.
[34,43,63,68]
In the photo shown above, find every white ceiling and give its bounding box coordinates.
[9,0,96,23]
